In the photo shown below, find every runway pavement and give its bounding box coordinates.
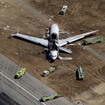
[77,42,105,61]
[84,46,105,61]
[13,0,50,24]
[0,53,73,105]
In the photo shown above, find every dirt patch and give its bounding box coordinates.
[91,82,105,95]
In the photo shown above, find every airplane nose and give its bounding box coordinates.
[51,56,57,60]
[49,51,58,60]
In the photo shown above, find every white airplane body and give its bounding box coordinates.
[11,23,98,61]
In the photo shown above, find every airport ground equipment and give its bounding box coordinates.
[40,92,61,102]
[76,67,84,80]
[14,68,26,79]
[82,36,103,45]
[41,66,57,77]
[59,5,67,15]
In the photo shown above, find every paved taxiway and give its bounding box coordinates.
[13,0,50,23]
[85,46,105,61]
[0,53,73,105]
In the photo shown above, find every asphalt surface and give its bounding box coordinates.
[0,53,73,105]
[13,0,50,23]
[0,92,21,105]
[78,42,105,61]
[84,46,105,61]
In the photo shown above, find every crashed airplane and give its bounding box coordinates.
[11,23,98,61]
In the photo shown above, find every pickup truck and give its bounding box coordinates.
[41,66,57,77]
[59,5,68,15]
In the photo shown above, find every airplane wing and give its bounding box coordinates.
[59,47,72,54]
[11,33,48,47]
[58,30,99,46]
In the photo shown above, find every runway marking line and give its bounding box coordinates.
[0,72,46,105]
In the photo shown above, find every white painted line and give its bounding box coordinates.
[0,72,46,105]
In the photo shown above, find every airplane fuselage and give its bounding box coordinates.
[48,23,59,60]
